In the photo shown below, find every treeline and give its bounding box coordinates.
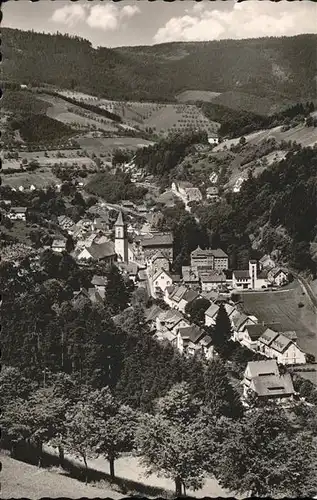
[134,130,208,180]
[201,101,315,138]
[40,91,122,123]
[9,114,76,144]
[1,90,50,115]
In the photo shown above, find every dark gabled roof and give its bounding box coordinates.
[233,270,250,279]
[211,248,228,259]
[246,360,279,378]
[178,325,205,344]
[270,334,292,354]
[91,275,108,286]
[88,241,116,259]
[251,373,295,397]
[183,289,200,303]
[258,328,279,346]
[245,324,268,340]
[141,232,173,247]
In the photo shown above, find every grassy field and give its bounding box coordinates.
[77,135,154,154]
[240,281,317,356]
[2,168,59,189]
[176,90,222,102]
[1,454,122,499]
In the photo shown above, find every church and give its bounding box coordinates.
[114,211,136,264]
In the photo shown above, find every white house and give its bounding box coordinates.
[205,303,220,327]
[200,270,226,292]
[51,238,67,253]
[152,269,174,297]
[208,136,219,145]
[206,186,219,201]
[239,323,267,350]
[8,207,27,221]
[164,284,188,309]
[267,267,289,287]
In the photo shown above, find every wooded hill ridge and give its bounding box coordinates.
[2,28,316,113]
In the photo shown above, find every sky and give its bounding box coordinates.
[2,0,317,48]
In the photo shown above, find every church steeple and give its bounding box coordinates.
[114,211,128,263]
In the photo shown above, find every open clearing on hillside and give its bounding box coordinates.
[240,281,317,356]
[37,94,119,132]
[2,168,59,189]
[76,135,154,153]
[176,90,222,102]
[215,124,317,151]
[1,455,121,499]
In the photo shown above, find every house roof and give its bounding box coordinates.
[201,290,218,301]
[11,206,27,213]
[270,334,292,354]
[191,246,214,257]
[244,324,268,340]
[141,232,173,247]
[233,270,250,279]
[91,275,108,286]
[224,303,236,317]
[178,325,205,344]
[211,248,228,259]
[205,303,219,318]
[170,285,188,302]
[87,241,116,260]
[200,270,226,283]
[182,266,199,282]
[251,373,295,397]
[206,186,219,194]
[184,187,202,202]
[88,288,104,303]
[153,268,172,282]
[151,250,168,262]
[200,334,213,347]
[258,328,279,346]
[145,305,164,323]
[174,181,193,189]
[257,269,269,279]
[117,261,138,276]
[269,267,288,278]
[182,289,200,303]
[138,270,147,281]
[52,239,67,248]
[232,313,249,330]
[246,359,279,378]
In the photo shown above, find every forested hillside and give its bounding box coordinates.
[2,28,316,109]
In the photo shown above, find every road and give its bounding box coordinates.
[291,271,317,310]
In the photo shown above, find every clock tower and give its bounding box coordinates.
[114,211,128,263]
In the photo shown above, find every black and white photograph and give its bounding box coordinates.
[1,0,317,497]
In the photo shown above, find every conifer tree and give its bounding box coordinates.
[212,303,232,358]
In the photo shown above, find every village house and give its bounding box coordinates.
[267,267,289,287]
[177,289,201,314]
[145,305,164,332]
[171,181,203,210]
[8,206,27,221]
[181,266,200,289]
[91,275,108,295]
[152,268,174,297]
[209,172,218,184]
[155,309,190,342]
[205,303,220,326]
[164,284,188,309]
[91,213,110,233]
[208,136,219,145]
[121,200,136,210]
[77,241,116,264]
[149,250,170,274]
[243,360,295,404]
[259,254,276,270]
[57,215,75,232]
[117,261,139,283]
[51,238,67,253]
[238,323,267,350]
[232,313,259,342]
[257,328,306,365]
[200,270,226,292]
[206,186,220,201]
[177,324,207,356]
[138,232,174,263]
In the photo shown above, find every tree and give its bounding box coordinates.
[136,383,208,496]
[105,265,130,314]
[212,304,232,357]
[215,406,317,497]
[61,401,98,484]
[185,297,210,324]
[203,359,243,419]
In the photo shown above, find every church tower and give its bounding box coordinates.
[114,211,128,263]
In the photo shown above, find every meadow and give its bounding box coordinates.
[240,281,317,357]
[176,90,222,102]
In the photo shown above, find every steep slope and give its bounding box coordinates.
[2,28,316,109]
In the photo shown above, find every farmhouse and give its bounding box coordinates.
[243,360,295,403]
[206,186,219,201]
[176,324,206,356]
[238,323,267,350]
[152,269,174,297]
[8,207,27,221]
[171,181,203,208]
